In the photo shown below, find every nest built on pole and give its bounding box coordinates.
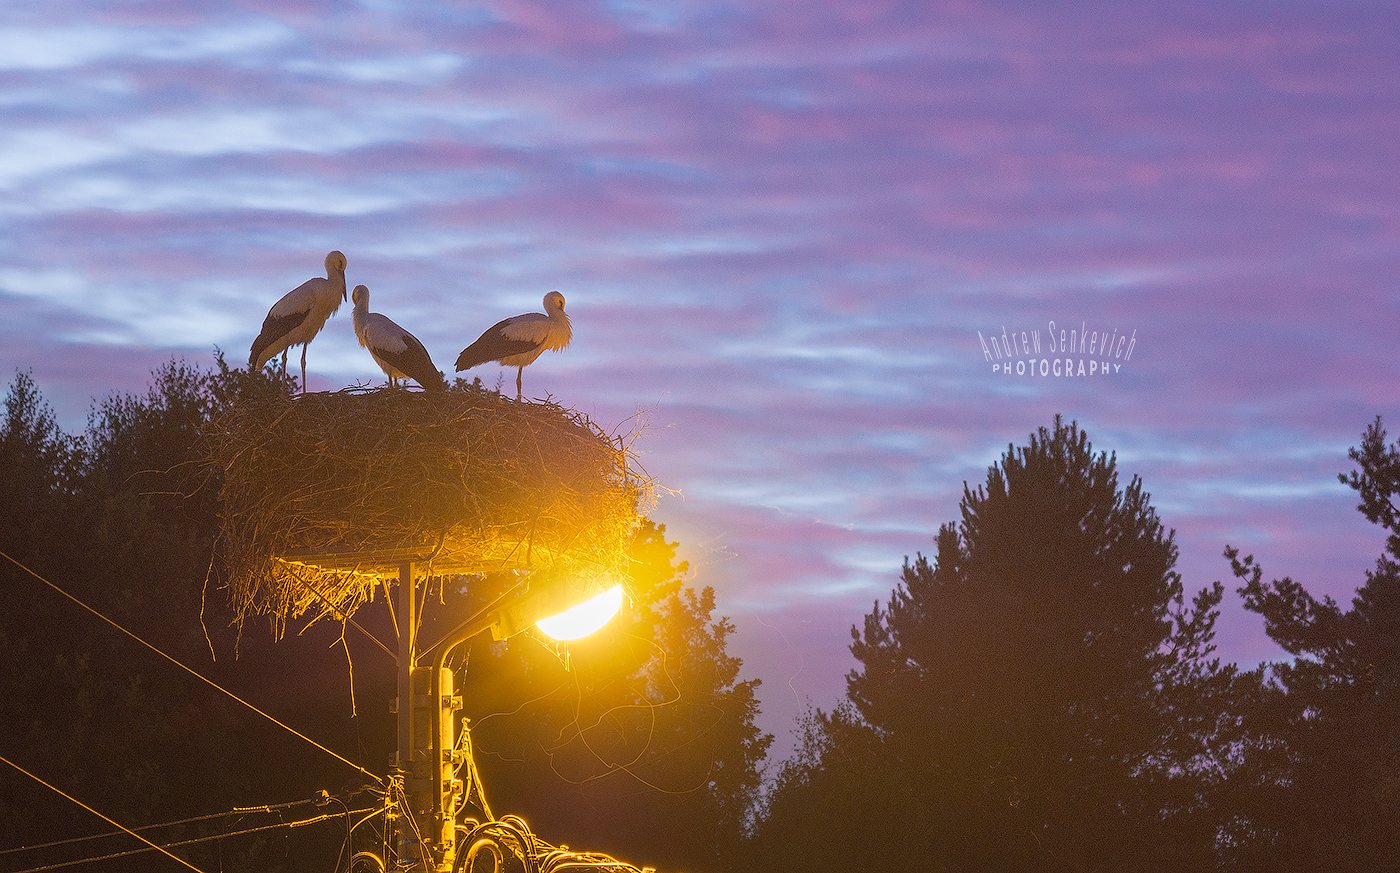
[203,386,649,631]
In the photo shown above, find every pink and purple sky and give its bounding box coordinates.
[2,1,1397,759]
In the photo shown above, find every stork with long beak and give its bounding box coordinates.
[249,250,349,393]
[455,291,572,400]
[352,284,445,391]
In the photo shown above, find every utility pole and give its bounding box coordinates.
[391,561,462,873]
[392,560,420,871]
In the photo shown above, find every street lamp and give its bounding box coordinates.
[534,584,625,641]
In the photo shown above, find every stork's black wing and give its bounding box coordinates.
[249,311,308,368]
[379,333,446,391]
[454,317,540,371]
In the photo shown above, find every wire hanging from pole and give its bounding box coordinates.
[0,794,325,858]
[2,802,378,873]
[0,753,209,873]
[0,548,384,786]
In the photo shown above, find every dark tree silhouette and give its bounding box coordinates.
[752,417,1235,872]
[1228,418,1400,871]
[0,371,83,569]
[0,359,308,871]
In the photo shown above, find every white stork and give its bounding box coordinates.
[351,285,446,391]
[249,250,349,393]
[454,290,572,400]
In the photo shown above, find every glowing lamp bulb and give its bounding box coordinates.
[535,584,624,641]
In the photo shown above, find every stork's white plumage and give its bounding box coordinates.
[249,250,348,393]
[454,291,572,400]
[351,285,446,391]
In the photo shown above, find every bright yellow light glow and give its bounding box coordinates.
[535,585,624,641]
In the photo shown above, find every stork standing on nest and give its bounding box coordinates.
[249,250,349,393]
[455,291,572,400]
[351,284,446,391]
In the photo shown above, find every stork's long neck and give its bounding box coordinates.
[352,294,370,348]
[328,265,347,312]
[550,306,572,348]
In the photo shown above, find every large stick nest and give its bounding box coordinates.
[202,386,649,629]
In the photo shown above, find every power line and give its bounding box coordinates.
[0,753,207,873]
[0,548,383,786]
[4,805,378,873]
[0,795,328,857]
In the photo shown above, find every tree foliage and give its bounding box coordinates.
[1228,417,1400,870]
[0,358,298,869]
[753,417,1235,872]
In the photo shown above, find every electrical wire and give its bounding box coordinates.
[390,779,435,871]
[454,720,494,822]
[0,548,383,786]
[0,753,208,873]
[0,795,319,857]
[4,806,378,873]
[452,816,650,873]
[334,805,387,873]
[0,770,380,873]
